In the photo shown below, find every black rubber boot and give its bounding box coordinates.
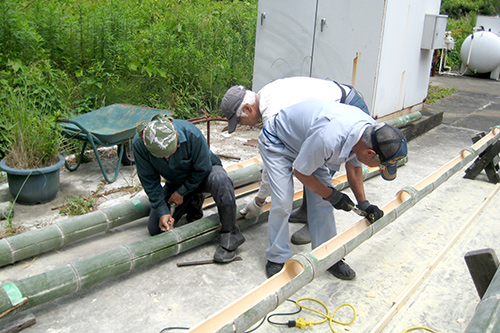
[214,206,245,263]
[291,224,311,245]
[186,192,205,222]
[289,190,307,223]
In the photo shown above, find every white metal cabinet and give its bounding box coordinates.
[252,0,444,118]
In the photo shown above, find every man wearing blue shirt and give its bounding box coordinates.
[259,100,407,278]
[221,77,371,246]
[133,114,245,263]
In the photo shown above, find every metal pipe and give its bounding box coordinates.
[187,128,500,333]
[0,163,392,317]
[0,163,264,268]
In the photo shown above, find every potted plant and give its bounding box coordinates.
[0,88,65,205]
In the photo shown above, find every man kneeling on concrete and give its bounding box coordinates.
[259,100,407,279]
[132,114,245,263]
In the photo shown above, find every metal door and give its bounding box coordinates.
[252,0,318,91]
[311,0,386,115]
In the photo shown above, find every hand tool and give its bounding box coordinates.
[348,204,375,222]
[177,256,242,267]
[169,202,177,217]
[348,204,366,217]
[160,202,177,231]
[168,202,177,229]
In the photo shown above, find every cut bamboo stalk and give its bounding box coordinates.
[225,156,262,172]
[203,182,262,209]
[187,128,500,333]
[0,196,151,268]
[385,111,422,128]
[0,161,391,318]
[0,162,264,268]
[371,183,500,333]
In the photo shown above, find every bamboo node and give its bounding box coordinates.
[396,189,413,203]
[460,148,475,159]
[53,223,66,247]
[2,239,16,264]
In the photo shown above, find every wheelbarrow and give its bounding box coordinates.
[58,104,172,183]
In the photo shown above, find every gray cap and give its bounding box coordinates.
[221,85,246,133]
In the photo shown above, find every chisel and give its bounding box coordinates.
[348,204,375,222]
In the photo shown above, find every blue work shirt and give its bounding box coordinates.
[268,100,376,175]
[132,119,221,216]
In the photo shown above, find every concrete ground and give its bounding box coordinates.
[0,74,499,333]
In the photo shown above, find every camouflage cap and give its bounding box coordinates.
[136,114,177,158]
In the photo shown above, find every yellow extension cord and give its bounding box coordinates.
[290,297,437,333]
[293,297,356,332]
[403,327,438,333]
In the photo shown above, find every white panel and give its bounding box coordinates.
[421,14,448,49]
[252,0,317,91]
[375,0,440,117]
[477,15,500,36]
[311,0,386,115]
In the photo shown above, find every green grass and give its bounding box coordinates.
[59,195,97,216]
[426,84,457,104]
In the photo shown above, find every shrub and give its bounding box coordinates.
[0,0,257,116]
[0,59,74,162]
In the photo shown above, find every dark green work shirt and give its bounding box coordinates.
[132,119,221,217]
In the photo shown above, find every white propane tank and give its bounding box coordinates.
[460,30,500,73]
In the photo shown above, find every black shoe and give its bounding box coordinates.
[213,245,236,263]
[328,260,356,280]
[266,260,284,278]
[290,224,311,245]
[289,206,307,223]
[289,191,307,223]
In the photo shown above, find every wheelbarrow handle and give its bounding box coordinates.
[57,118,92,136]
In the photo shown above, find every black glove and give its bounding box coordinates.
[324,187,354,211]
[358,200,384,223]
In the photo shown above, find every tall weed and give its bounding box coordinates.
[1,0,257,116]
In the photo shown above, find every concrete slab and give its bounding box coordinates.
[0,74,499,333]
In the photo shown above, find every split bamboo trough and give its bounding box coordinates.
[188,127,500,332]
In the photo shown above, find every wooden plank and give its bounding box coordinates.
[0,312,36,333]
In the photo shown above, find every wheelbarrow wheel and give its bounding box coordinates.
[118,142,135,166]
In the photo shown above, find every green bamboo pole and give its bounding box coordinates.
[385,111,422,128]
[188,128,500,333]
[0,163,264,268]
[465,264,500,332]
[0,161,395,318]
[0,196,151,268]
